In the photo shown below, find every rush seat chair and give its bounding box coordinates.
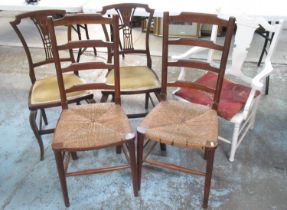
[137,12,235,208]
[47,14,138,206]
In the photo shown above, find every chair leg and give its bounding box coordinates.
[76,24,82,62]
[40,109,48,126]
[160,143,166,151]
[127,141,138,196]
[70,152,78,160]
[54,150,70,207]
[29,110,44,161]
[229,123,240,162]
[202,146,216,209]
[265,75,270,95]
[137,131,144,191]
[116,146,122,154]
[145,93,150,109]
[100,92,109,103]
[83,24,97,56]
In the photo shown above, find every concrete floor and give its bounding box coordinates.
[0,11,287,210]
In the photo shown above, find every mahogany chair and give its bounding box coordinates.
[137,12,235,208]
[173,18,283,161]
[10,10,94,160]
[99,3,161,118]
[47,14,138,207]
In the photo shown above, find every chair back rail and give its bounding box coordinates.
[48,14,120,109]
[161,12,235,111]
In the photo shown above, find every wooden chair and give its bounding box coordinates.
[137,12,235,208]
[99,3,161,118]
[47,14,138,207]
[10,10,94,160]
[173,17,283,161]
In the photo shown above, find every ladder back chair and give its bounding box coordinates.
[174,17,283,161]
[47,14,138,207]
[99,3,161,118]
[10,10,94,160]
[137,12,235,208]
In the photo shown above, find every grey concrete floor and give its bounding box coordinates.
[0,11,287,210]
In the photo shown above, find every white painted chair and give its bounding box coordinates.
[172,16,283,161]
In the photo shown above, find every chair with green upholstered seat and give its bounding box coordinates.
[10,10,94,160]
[99,3,161,118]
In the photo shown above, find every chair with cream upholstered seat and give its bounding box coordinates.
[99,3,161,118]
[10,10,94,160]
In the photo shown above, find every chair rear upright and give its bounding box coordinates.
[48,14,120,109]
[161,12,235,111]
[10,10,69,84]
[100,3,154,68]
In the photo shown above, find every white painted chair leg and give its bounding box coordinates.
[229,123,240,162]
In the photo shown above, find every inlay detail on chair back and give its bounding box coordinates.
[32,16,54,60]
[10,10,67,83]
[100,3,154,67]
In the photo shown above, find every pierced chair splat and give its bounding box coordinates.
[99,3,161,118]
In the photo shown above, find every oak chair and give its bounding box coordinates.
[47,14,138,207]
[99,3,161,118]
[137,12,235,208]
[10,10,94,160]
[173,17,283,161]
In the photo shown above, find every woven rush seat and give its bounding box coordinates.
[53,103,132,150]
[175,72,261,120]
[105,66,160,91]
[140,101,218,148]
[31,74,90,105]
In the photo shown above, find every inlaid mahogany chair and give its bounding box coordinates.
[99,3,161,118]
[137,12,235,208]
[47,14,137,207]
[10,10,94,160]
[173,17,283,161]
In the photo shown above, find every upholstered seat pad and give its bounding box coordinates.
[105,66,160,91]
[30,74,90,105]
[53,103,133,150]
[175,72,261,120]
[140,101,218,149]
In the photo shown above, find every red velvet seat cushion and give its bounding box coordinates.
[174,72,261,120]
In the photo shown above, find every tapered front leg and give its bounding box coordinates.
[54,150,70,207]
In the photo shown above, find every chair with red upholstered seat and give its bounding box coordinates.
[173,17,283,161]
[137,12,235,208]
